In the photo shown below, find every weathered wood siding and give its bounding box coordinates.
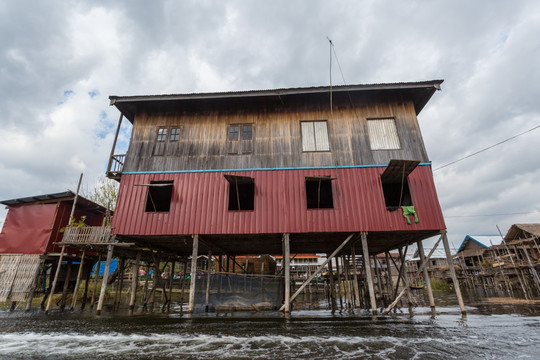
[123,98,429,173]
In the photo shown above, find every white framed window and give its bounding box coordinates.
[367,118,401,150]
[301,121,330,152]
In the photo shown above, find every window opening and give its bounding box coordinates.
[242,124,252,140]
[156,128,168,142]
[367,118,400,150]
[143,181,174,212]
[380,160,419,211]
[224,175,254,211]
[169,127,181,141]
[229,125,239,140]
[301,121,330,152]
[305,176,335,209]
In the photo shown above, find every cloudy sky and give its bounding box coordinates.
[1,0,539,249]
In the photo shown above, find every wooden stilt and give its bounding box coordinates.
[385,252,395,305]
[361,232,377,315]
[148,256,162,313]
[25,259,45,311]
[351,245,361,310]
[188,235,199,313]
[96,244,114,316]
[180,261,187,312]
[205,251,212,312]
[327,252,337,312]
[45,245,66,314]
[167,261,175,312]
[283,233,291,313]
[373,255,384,307]
[70,250,86,311]
[442,231,466,316]
[90,255,101,308]
[335,256,343,311]
[60,260,73,311]
[80,262,92,311]
[417,241,436,316]
[398,246,414,314]
[129,251,141,314]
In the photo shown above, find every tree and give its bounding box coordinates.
[88,176,119,211]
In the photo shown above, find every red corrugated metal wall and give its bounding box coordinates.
[112,166,445,236]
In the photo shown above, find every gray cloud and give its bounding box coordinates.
[1,0,539,247]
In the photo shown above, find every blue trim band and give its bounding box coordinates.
[122,163,432,175]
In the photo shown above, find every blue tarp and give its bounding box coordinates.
[91,259,119,276]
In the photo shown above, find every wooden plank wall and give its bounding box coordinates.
[124,98,429,173]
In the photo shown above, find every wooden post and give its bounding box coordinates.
[385,252,395,304]
[167,261,175,312]
[107,113,123,174]
[351,245,361,310]
[180,261,187,312]
[113,257,125,312]
[148,256,162,313]
[417,241,436,316]
[90,255,101,308]
[283,233,291,313]
[398,247,414,313]
[25,259,45,311]
[45,245,66,314]
[70,250,86,311]
[96,244,114,316]
[327,252,337,312]
[60,260,73,311]
[335,256,343,311]
[80,261,92,311]
[373,255,384,306]
[361,232,377,315]
[205,251,212,312]
[442,231,466,316]
[188,235,199,313]
[129,251,141,314]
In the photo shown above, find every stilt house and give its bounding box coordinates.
[0,191,106,304]
[106,80,454,313]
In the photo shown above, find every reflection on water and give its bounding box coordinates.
[1,293,539,359]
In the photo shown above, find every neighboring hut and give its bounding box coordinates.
[456,235,502,268]
[98,80,464,315]
[407,248,449,280]
[215,255,276,275]
[0,191,107,307]
[503,224,540,262]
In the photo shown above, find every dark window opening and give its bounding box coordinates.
[380,159,419,211]
[381,180,412,211]
[225,175,254,211]
[169,127,181,141]
[156,128,168,142]
[305,176,335,209]
[145,181,173,212]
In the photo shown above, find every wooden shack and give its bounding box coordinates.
[103,81,465,314]
[0,191,107,307]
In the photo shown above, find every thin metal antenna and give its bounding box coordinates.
[327,37,333,119]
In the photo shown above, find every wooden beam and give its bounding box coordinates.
[417,240,436,316]
[188,235,199,313]
[361,232,377,315]
[96,244,114,316]
[45,245,66,314]
[70,250,86,311]
[129,251,142,314]
[442,231,466,316]
[282,233,291,313]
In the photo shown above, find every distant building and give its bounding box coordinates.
[456,235,502,267]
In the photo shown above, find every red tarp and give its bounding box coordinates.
[0,204,57,254]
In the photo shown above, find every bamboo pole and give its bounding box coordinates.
[180,261,187,312]
[70,250,86,311]
[129,251,141,314]
[385,252,395,304]
[188,235,199,313]
[442,232,466,316]
[398,247,414,314]
[205,251,212,312]
[351,245,361,310]
[283,233,291,313]
[335,256,343,311]
[60,260,72,311]
[96,244,114,316]
[417,241,436,317]
[45,245,66,314]
[327,252,337,312]
[167,261,175,312]
[361,232,377,315]
[90,255,101,308]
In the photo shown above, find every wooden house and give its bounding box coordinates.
[0,191,106,305]
[105,81,462,314]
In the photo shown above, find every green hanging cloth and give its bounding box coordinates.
[401,206,419,225]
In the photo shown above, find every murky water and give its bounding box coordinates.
[1,296,539,359]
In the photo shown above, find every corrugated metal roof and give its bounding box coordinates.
[109,80,443,123]
[0,191,108,213]
[112,165,445,237]
[457,235,502,253]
